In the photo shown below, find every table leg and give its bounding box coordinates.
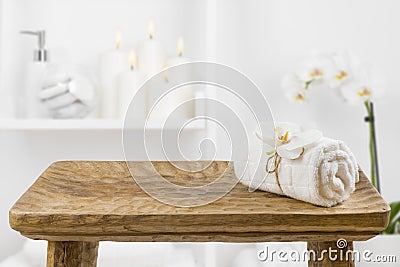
[307,241,355,267]
[46,241,99,267]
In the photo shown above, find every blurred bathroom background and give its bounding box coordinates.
[0,0,400,266]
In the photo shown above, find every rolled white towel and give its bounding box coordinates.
[237,134,359,207]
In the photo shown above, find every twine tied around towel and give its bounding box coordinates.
[266,147,305,192]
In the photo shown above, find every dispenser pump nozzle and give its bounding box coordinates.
[20,30,48,62]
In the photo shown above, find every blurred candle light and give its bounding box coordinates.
[163,36,194,119]
[99,29,128,118]
[177,36,184,56]
[115,29,122,49]
[129,49,137,70]
[117,49,144,119]
[138,20,165,78]
[148,20,155,39]
[138,20,166,119]
[167,36,187,66]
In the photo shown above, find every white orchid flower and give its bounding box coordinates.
[255,122,323,160]
[282,52,333,103]
[339,65,385,104]
[327,51,360,90]
[282,50,385,107]
[281,73,308,102]
[297,52,333,87]
[282,73,305,90]
[285,89,307,103]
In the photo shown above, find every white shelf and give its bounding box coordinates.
[0,119,121,130]
[0,119,205,131]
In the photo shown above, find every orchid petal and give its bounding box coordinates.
[283,129,323,151]
[275,122,301,134]
[277,146,304,160]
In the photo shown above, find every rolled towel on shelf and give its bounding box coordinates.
[235,122,359,207]
[38,66,96,118]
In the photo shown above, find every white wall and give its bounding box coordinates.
[0,131,123,258]
[1,0,400,262]
[215,0,400,203]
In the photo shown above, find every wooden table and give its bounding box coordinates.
[9,161,390,267]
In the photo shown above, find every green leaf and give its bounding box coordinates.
[266,150,276,156]
[383,201,400,234]
[389,201,400,221]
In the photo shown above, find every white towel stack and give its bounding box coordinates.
[235,126,359,207]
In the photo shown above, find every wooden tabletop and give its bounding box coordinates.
[9,161,390,243]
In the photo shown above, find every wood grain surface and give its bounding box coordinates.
[308,241,355,267]
[9,161,390,243]
[46,241,98,267]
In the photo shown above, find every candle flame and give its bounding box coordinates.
[129,49,137,70]
[148,20,155,39]
[115,29,122,49]
[177,36,184,56]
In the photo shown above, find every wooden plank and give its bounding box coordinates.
[26,231,378,243]
[46,241,98,267]
[9,161,390,242]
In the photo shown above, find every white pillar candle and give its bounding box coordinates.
[138,20,165,79]
[99,30,128,118]
[117,50,145,119]
[138,20,166,120]
[164,36,194,119]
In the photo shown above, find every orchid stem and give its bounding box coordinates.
[364,100,381,192]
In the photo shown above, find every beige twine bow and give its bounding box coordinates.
[266,147,305,193]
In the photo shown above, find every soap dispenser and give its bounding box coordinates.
[21,30,49,118]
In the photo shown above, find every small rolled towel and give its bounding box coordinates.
[238,137,359,207]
